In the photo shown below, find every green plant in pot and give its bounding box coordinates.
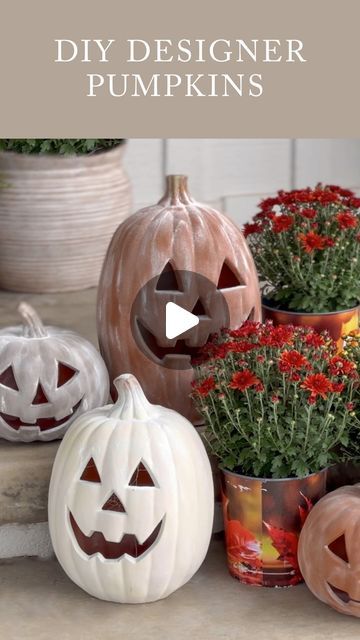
[0,138,130,293]
[244,184,360,347]
[192,321,358,587]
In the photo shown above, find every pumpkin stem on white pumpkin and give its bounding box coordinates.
[111,374,153,420]
[159,175,193,206]
[18,303,48,338]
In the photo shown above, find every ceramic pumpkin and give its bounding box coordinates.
[48,374,214,603]
[0,303,109,442]
[97,175,261,423]
[298,485,360,617]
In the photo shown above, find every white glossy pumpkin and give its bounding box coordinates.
[0,303,109,442]
[48,374,214,603]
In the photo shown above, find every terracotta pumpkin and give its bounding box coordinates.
[97,175,261,423]
[48,374,214,603]
[298,484,360,617]
[0,303,109,442]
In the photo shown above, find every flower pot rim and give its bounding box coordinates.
[262,297,359,317]
[220,465,328,483]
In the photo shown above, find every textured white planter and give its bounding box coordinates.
[0,145,131,293]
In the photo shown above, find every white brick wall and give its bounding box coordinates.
[124,139,360,227]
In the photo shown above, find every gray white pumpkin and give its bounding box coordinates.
[0,303,109,442]
[48,374,214,603]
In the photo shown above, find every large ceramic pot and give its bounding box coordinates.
[0,144,131,292]
[221,467,327,587]
[262,299,359,350]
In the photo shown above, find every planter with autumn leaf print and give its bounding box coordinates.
[244,184,360,349]
[192,321,358,587]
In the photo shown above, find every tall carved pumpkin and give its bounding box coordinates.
[49,374,214,603]
[97,175,260,423]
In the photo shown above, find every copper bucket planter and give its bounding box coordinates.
[262,300,359,350]
[221,467,327,587]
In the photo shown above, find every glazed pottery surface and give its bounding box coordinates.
[298,484,360,617]
[0,145,131,292]
[97,175,261,424]
[221,467,327,587]
[262,301,359,350]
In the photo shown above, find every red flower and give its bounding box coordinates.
[300,207,317,219]
[329,356,355,376]
[324,237,335,247]
[192,376,216,397]
[298,231,327,253]
[278,350,309,372]
[336,211,358,230]
[347,197,360,208]
[304,332,325,347]
[347,402,355,411]
[243,222,263,237]
[229,322,259,339]
[272,214,294,233]
[229,370,261,392]
[332,382,345,393]
[259,196,280,211]
[301,373,333,400]
[259,325,294,348]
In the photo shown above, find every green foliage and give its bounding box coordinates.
[192,322,358,479]
[0,139,124,155]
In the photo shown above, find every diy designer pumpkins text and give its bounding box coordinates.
[54,38,307,97]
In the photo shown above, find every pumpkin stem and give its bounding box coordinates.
[158,175,193,206]
[111,374,153,420]
[18,303,48,338]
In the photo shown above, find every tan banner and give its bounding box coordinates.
[1,0,359,137]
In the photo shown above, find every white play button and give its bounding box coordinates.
[165,302,199,340]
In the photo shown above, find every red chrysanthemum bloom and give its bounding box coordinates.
[324,237,335,247]
[192,376,216,397]
[347,197,360,208]
[301,373,333,400]
[243,222,263,237]
[332,382,345,393]
[336,211,358,230]
[300,207,317,219]
[347,402,355,411]
[229,322,259,339]
[272,214,294,233]
[304,332,325,347]
[278,350,309,372]
[229,370,261,392]
[329,356,356,376]
[298,231,327,253]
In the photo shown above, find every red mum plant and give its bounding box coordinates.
[244,184,360,313]
[192,321,358,479]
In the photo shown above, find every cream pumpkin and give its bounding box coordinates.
[0,303,109,442]
[48,374,214,603]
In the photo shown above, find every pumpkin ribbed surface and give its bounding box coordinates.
[0,145,131,292]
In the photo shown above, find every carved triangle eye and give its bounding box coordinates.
[328,534,349,563]
[0,366,19,391]
[217,261,244,289]
[57,362,78,387]
[129,461,156,487]
[80,457,101,483]
[192,299,207,316]
[156,262,182,291]
[32,382,49,405]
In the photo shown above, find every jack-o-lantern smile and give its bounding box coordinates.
[70,455,164,561]
[69,512,163,560]
[328,584,360,604]
[0,399,83,431]
[0,361,83,431]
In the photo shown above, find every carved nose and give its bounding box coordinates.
[102,493,126,513]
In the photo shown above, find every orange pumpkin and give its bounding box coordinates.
[298,485,360,617]
[97,175,260,423]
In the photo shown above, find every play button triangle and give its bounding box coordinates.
[165,302,199,340]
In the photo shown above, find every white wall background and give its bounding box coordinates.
[124,139,360,224]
